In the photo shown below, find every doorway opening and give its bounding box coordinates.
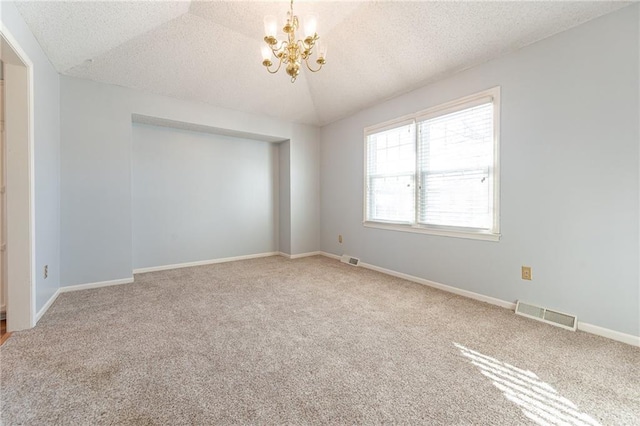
[1,26,36,338]
[1,58,7,344]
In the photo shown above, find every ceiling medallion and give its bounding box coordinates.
[261,0,327,83]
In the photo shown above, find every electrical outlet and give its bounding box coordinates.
[44,265,48,279]
[521,266,532,281]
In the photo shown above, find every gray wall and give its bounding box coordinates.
[320,6,639,336]
[60,76,320,286]
[279,141,291,254]
[132,123,278,268]
[1,1,61,312]
[291,125,321,254]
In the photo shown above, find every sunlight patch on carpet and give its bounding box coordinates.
[454,343,601,426]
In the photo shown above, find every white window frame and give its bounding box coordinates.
[363,87,501,242]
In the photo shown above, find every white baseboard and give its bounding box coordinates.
[34,278,134,325]
[280,251,322,260]
[133,252,279,274]
[319,252,639,347]
[360,260,516,310]
[577,322,640,347]
[59,277,134,293]
[319,251,341,261]
[35,288,60,324]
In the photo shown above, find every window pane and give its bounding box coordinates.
[363,89,499,238]
[420,169,490,228]
[418,102,494,229]
[369,175,415,223]
[366,123,415,223]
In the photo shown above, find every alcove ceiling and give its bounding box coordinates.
[15,1,630,126]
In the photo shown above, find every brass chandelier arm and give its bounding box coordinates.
[261,0,325,82]
[302,34,319,51]
[264,57,284,74]
[262,42,286,74]
[304,56,324,73]
[267,39,289,54]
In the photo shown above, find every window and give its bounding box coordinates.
[364,88,500,241]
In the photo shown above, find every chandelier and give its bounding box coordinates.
[261,0,327,83]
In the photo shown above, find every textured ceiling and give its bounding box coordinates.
[15,1,631,126]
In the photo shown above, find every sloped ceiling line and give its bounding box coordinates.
[15,1,631,126]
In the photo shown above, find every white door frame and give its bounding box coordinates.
[1,23,36,331]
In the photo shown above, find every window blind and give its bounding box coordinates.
[366,123,415,223]
[363,88,499,239]
[417,102,494,229]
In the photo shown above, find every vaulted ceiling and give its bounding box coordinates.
[15,1,630,126]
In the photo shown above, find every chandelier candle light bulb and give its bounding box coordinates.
[317,40,327,61]
[304,15,317,38]
[264,15,278,38]
[261,46,272,62]
[261,0,326,83]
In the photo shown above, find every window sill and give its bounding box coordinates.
[363,221,501,242]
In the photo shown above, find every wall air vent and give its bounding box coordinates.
[340,255,360,266]
[515,301,577,331]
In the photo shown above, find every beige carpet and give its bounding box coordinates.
[1,256,638,425]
